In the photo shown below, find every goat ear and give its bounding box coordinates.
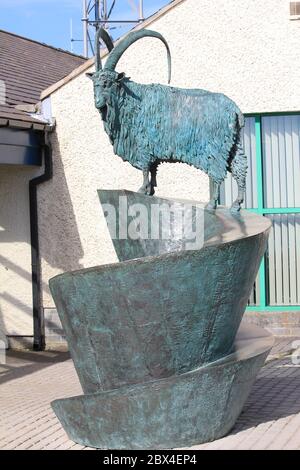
[86,73,94,80]
[117,72,126,82]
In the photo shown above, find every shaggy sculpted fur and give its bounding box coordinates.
[89,29,247,210]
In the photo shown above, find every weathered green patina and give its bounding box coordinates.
[87,29,247,211]
[52,323,273,450]
[50,191,271,448]
[49,26,271,451]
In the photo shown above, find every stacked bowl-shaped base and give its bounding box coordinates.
[49,191,273,449]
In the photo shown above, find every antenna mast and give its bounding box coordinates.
[81,0,145,58]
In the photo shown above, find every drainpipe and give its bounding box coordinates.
[29,131,53,351]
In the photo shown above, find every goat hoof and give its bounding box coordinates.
[206,201,217,211]
[149,185,155,196]
[145,184,154,196]
[230,202,242,213]
[138,186,147,194]
[138,184,153,196]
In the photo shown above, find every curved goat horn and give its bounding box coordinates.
[95,27,115,72]
[104,29,172,84]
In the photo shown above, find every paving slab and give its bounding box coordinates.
[1,337,300,450]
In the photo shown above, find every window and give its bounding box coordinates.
[290,2,300,19]
[220,113,300,311]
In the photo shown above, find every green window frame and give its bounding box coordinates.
[245,112,300,312]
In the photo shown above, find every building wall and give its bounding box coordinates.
[40,0,300,309]
[0,165,37,339]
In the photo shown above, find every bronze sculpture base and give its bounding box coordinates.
[50,191,272,449]
[52,323,273,449]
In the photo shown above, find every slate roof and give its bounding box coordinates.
[0,30,87,128]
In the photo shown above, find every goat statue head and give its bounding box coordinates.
[87,27,172,111]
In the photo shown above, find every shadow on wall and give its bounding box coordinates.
[0,165,40,337]
[38,131,84,282]
[38,132,84,312]
[0,136,85,334]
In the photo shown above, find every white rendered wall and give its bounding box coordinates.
[0,166,36,337]
[40,0,300,307]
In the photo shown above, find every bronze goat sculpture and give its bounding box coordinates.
[87,28,247,211]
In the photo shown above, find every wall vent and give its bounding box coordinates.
[290,2,300,19]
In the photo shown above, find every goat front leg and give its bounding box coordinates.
[206,180,220,210]
[138,170,152,196]
[150,165,157,196]
[231,185,245,212]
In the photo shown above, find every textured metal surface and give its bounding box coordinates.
[52,323,274,450]
[88,28,247,210]
[49,192,270,395]
[99,190,271,260]
[50,191,271,448]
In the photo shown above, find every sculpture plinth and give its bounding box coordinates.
[49,191,273,449]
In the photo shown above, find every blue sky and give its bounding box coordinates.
[0,0,170,56]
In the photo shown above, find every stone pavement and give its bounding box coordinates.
[1,336,300,450]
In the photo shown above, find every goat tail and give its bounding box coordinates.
[231,141,248,191]
[229,110,247,180]
[238,111,245,129]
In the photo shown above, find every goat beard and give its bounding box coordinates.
[102,91,122,142]
[100,106,107,122]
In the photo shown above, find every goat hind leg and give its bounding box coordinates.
[138,170,152,196]
[231,180,245,212]
[150,164,158,195]
[231,152,247,212]
[206,180,220,210]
